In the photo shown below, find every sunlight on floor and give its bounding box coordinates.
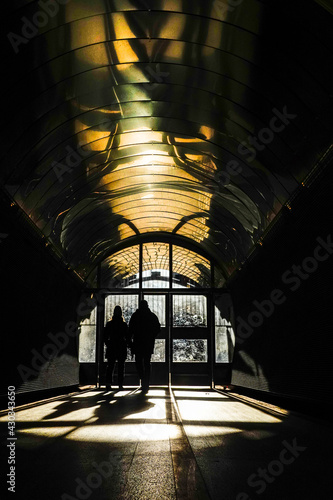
[2,388,284,453]
[123,399,167,420]
[64,422,181,442]
[17,426,76,441]
[173,389,227,399]
[174,390,282,424]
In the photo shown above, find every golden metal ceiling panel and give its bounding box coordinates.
[2,0,333,284]
[172,245,211,286]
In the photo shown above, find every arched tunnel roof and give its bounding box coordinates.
[2,0,333,286]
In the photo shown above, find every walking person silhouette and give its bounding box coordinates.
[103,305,129,390]
[129,300,161,394]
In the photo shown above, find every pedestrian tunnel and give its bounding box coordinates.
[2,0,333,432]
[78,241,235,389]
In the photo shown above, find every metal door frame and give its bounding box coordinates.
[96,288,218,387]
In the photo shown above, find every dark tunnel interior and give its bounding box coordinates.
[1,2,333,499]
[1,0,332,407]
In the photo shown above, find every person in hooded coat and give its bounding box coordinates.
[103,305,129,389]
[129,300,161,394]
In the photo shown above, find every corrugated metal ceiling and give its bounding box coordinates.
[2,0,332,285]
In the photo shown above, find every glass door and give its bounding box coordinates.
[171,294,211,386]
[138,293,211,386]
[103,294,139,386]
[213,293,235,387]
[80,291,215,387]
[101,293,169,387]
[143,294,168,385]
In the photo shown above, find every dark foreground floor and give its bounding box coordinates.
[0,387,332,499]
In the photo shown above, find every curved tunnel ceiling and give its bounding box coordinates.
[2,0,333,286]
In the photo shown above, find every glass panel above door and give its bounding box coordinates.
[142,242,170,288]
[101,246,140,288]
[172,246,211,288]
[99,242,224,290]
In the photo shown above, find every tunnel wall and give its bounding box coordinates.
[229,161,333,403]
[1,196,84,396]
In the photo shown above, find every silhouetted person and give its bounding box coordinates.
[103,305,129,389]
[129,300,161,394]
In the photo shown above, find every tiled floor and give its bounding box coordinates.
[0,388,332,499]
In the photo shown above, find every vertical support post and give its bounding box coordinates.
[168,244,173,387]
[210,261,215,388]
[211,262,215,289]
[168,292,172,388]
[95,264,105,389]
[169,243,173,289]
[210,292,215,389]
[139,243,143,300]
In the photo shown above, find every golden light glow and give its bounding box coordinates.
[142,242,169,272]
[70,17,107,48]
[101,243,213,287]
[163,40,185,60]
[89,136,215,243]
[199,125,215,141]
[113,13,137,40]
[118,223,137,240]
[158,13,186,39]
[118,131,164,148]
[48,5,249,282]
[75,118,118,152]
[113,40,140,64]
[102,246,140,282]
[176,218,209,243]
[173,246,210,284]
[65,2,101,24]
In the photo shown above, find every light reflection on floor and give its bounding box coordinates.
[65,422,181,443]
[0,386,282,454]
[174,389,282,424]
[1,387,332,499]
[6,389,179,446]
